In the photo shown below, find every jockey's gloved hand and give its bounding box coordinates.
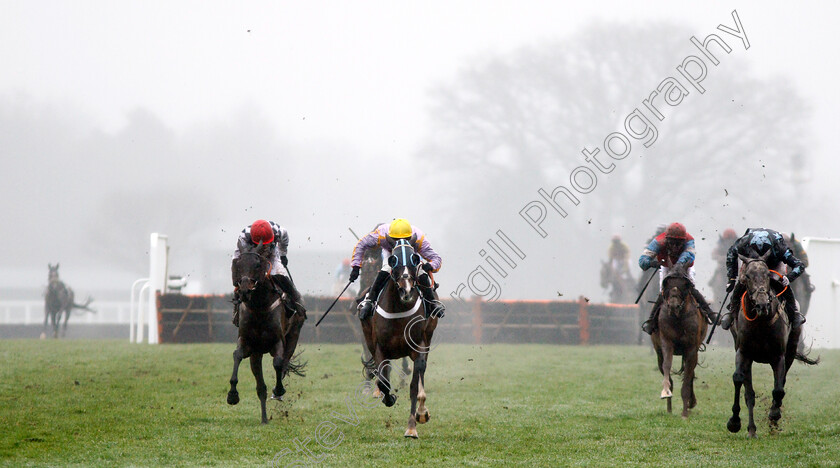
[781,275,791,287]
[281,255,288,267]
[421,263,435,273]
[349,266,360,283]
[726,278,736,293]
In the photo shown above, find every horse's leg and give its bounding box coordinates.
[415,353,430,425]
[727,350,745,433]
[272,339,286,401]
[282,314,305,373]
[250,354,269,424]
[660,341,674,413]
[401,357,411,388]
[374,348,396,407]
[404,352,420,439]
[743,359,757,438]
[681,350,699,418]
[768,354,787,427]
[227,342,245,405]
[61,308,70,338]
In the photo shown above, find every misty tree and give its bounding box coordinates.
[418,22,809,258]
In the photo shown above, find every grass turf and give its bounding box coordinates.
[0,340,837,467]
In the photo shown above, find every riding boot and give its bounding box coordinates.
[689,287,716,324]
[721,283,744,330]
[358,271,390,320]
[272,274,306,318]
[641,294,664,335]
[418,273,445,319]
[782,288,806,329]
[232,288,242,327]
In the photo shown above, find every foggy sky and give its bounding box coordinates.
[1,2,839,302]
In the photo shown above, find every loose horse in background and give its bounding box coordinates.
[727,253,818,438]
[360,240,438,438]
[357,246,411,388]
[227,251,306,424]
[651,263,707,417]
[43,263,95,338]
[600,260,635,304]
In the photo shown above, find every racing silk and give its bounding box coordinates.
[233,221,290,259]
[639,231,696,270]
[351,224,442,272]
[726,228,805,281]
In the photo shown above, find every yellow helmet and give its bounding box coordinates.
[388,218,412,239]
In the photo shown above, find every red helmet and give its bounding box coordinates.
[722,228,737,239]
[250,220,274,245]
[665,222,687,239]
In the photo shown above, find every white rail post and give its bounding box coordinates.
[148,233,168,344]
[130,278,149,343]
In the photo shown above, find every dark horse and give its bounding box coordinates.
[726,253,818,438]
[651,263,707,417]
[227,252,306,424]
[361,240,438,438]
[600,260,635,304]
[43,263,95,338]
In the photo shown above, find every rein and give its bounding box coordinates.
[740,286,786,322]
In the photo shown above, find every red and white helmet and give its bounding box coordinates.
[250,220,274,245]
[665,222,687,239]
[722,228,737,239]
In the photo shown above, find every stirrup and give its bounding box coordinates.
[358,298,374,320]
[641,320,656,335]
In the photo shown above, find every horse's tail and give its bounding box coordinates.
[795,351,820,366]
[284,350,307,378]
[72,296,96,314]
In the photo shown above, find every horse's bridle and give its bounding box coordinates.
[236,251,272,290]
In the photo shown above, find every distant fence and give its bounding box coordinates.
[0,300,131,325]
[155,294,644,345]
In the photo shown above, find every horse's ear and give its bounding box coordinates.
[759,250,772,263]
[790,232,796,243]
[738,253,750,263]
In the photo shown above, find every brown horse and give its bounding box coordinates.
[227,251,306,424]
[360,239,438,438]
[357,245,411,388]
[651,263,708,417]
[726,253,818,438]
[43,263,95,338]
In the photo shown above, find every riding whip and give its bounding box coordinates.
[315,281,352,327]
[706,289,732,344]
[635,266,660,304]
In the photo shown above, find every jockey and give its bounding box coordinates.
[231,219,305,327]
[607,234,631,276]
[349,219,444,320]
[719,228,806,330]
[638,222,716,334]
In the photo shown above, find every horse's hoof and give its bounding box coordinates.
[261,419,269,425]
[373,388,382,398]
[416,410,430,424]
[727,417,741,433]
[660,389,672,399]
[769,408,781,422]
[271,394,284,401]
[227,391,240,405]
[404,428,419,438]
[748,430,757,439]
[383,394,397,407]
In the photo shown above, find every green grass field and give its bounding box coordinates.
[1,340,838,467]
